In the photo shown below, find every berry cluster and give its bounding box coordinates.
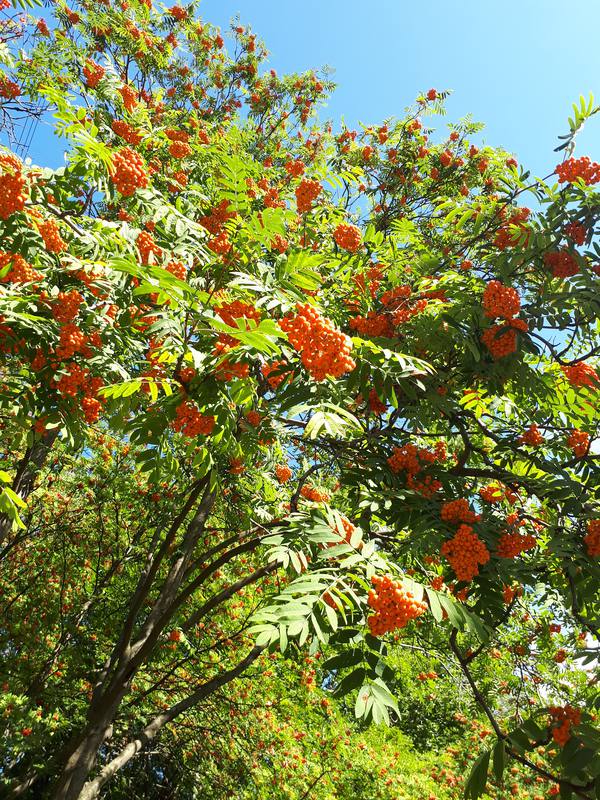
[54,366,104,422]
[83,60,105,89]
[172,400,215,437]
[111,120,142,146]
[584,520,600,557]
[482,281,520,320]
[387,442,446,497]
[561,362,599,389]
[518,424,544,447]
[166,260,187,280]
[478,484,508,504]
[295,178,322,213]
[274,464,292,484]
[493,207,530,250]
[38,219,67,253]
[270,234,289,253]
[440,524,490,582]
[481,318,527,359]
[56,323,88,359]
[544,250,579,279]
[441,498,479,524]
[333,223,362,253]
[548,706,581,747]
[198,199,237,235]
[168,141,192,159]
[52,290,83,323]
[367,574,427,636]
[137,231,163,265]
[329,516,356,546]
[111,148,148,197]
[118,84,138,113]
[262,360,290,389]
[213,339,249,380]
[496,530,536,558]
[367,388,387,415]
[555,157,600,185]
[567,429,590,458]
[216,299,261,331]
[0,76,21,100]
[349,312,394,338]
[280,302,355,381]
[245,410,261,427]
[564,221,586,245]
[0,153,28,220]
[0,252,42,284]
[300,484,330,503]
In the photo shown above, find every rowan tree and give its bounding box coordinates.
[0,1,599,799]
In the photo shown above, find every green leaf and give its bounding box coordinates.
[492,740,506,783]
[464,750,490,800]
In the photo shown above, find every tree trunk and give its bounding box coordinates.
[50,693,123,800]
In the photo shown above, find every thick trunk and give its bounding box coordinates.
[50,693,123,800]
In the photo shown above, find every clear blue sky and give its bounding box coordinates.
[20,0,600,176]
[199,0,599,177]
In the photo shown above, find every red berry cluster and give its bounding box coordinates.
[349,312,394,338]
[52,290,83,323]
[555,157,600,185]
[518,424,544,447]
[478,484,507,504]
[564,221,586,245]
[111,120,142,146]
[300,485,330,503]
[367,574,427,636]
[440,524,490,582]
[111,148,148,197]
[136,231,163,265]
[333,223,362,253]
[285,159,305,177]
[172,400,215,437]
[166,260,187,280]
[198,199,237,235]
[0,76,21,99]
[367,388,387,415]
[544,250,579,278]
[567,429,590,458]
[38,219,67,253]
[274,464,292,484]
[261,360,290,389]
[561,362,599,389]
[387,441,446,497]
[0,153,28,220]
[493,207,530,250]
[83,60,105,89]
[496,530,536,558]
[481,318,527,360]
[216,299,261,331]
[441,498,479,524]
[213,339,249,380]
[280,302,355,381]
[0,252,42,284]
[482,281,521,320]
[168,141,192,159]
[548,706,581,746]
[584,520,600,557]
[54,366,104,422]
[295,178,322,213]
[118,84,138,113]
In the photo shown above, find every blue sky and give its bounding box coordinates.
[199,0,600,177]
[17,0,600,175]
